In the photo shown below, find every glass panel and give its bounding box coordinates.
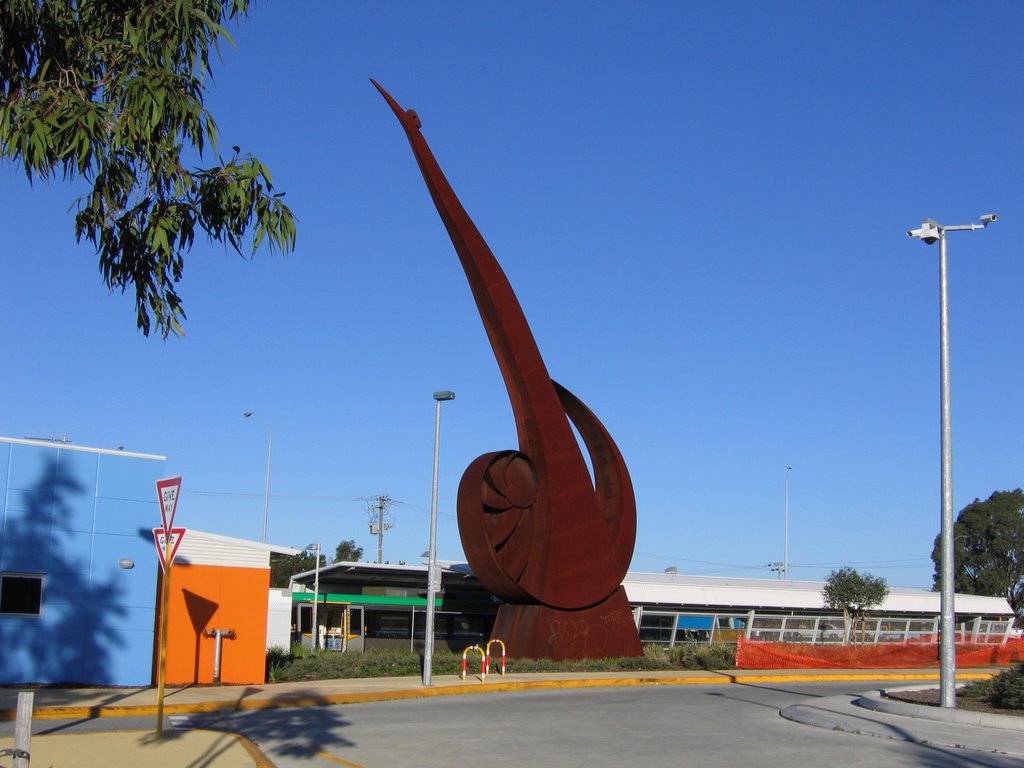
[675,628,711,643]
[639,614,675,643]
[450,616,487,646]
[368,611,411,639]
[815,627,844,644]
[783,630,812,642]
[784,617,816,630]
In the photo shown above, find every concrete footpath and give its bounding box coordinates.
[0,667,1018,767]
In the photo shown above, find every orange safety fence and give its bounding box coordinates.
[735,636,1024,669]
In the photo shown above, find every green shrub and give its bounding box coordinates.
[643,643,671,665]
[265,644,739,682]
[503,655,561,674]
[610,654,657,671]
[266,644,290,663]
[959,677,994,698]
[990,662,1024,710]
[669,643,736,670]
[265,645,291,682]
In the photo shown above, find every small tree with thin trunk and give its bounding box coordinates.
[822,567,889,644]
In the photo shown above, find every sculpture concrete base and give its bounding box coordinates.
[491,586,643,660]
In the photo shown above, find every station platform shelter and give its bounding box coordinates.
[287,561,1017,654]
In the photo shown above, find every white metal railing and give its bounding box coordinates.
[633,607,1015,647]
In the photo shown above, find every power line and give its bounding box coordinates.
[183,489,458,519]
[185,489,362,503]
[635,551,933,576]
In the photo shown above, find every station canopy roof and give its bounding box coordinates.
[288,561,1015,619]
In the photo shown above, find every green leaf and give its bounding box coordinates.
[1,0,293,338]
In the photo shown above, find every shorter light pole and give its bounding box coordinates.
[423,390,454,686]
[907,212,997,708]
[306,543,322,651]
[244,411,273,543]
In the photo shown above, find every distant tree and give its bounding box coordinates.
[270,550,324,589]
[334,539,363,563]
[0,0,296,337]
[270,539,365,588]
[822,567,889,644]
[932,489,1024,623]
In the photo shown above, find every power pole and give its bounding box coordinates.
[366,494,393,563]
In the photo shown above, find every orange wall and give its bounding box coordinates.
[159,563,270,685]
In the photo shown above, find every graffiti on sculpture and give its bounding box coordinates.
[374,81,642,660]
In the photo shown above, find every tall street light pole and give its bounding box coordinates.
[305,542,322,651]
[907,213,997,708]
[423,390,454,686]
[784,466,792,580]
[244,412,273,543]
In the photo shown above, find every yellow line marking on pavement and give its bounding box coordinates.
[317,751,367,767]
[233,731,277,767]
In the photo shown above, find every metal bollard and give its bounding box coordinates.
[13,691,33,768]
[485,638,506,677]
[203,628,237,684]
[460,645,485,682]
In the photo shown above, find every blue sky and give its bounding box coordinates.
[2,2,1021,588]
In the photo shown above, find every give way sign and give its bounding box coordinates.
[156,476,182,535]
[152,527,186,573]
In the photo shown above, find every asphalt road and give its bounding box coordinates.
[9,681,1020,768]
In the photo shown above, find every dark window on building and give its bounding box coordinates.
[638,613,674,643]
[367,611,411,639]
[0,573,44,616]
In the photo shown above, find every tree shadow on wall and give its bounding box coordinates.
[0,457,128,685]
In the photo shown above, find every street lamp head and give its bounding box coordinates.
[907,220,941,245]
[980,213,998,225]
[243,411,254,418]
[433,390,455,402]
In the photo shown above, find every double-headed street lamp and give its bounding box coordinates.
[243,412,273,543]
[423,390,455,686]
[907,213,997,709]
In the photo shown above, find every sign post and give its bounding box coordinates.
[154,476,183,739]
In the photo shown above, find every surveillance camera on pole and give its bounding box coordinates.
[906,211,997,710]
[908,214,999,244]
[907,219,941,244]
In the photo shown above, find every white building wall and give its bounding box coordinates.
[266,588,293,650]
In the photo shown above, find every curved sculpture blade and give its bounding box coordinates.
[374,80,635,611]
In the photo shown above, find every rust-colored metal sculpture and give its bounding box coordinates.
[374,81,642,660]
